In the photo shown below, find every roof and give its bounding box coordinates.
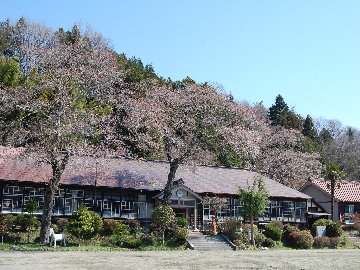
[0,147,310,199]
[308,179,360,202]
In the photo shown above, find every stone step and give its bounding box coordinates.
[187,232,233,251]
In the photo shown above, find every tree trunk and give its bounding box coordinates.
[40,185,56,243]
[39,150,69,243]
[331,180,335,221]
[162,159,180,204]
[250,217,255,248]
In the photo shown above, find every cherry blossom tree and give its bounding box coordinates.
[118,82,243,204]
[0,20,123,243]
[256,127,322,188]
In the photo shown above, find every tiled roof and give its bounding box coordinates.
[311,179,360,202]
[0,147,310,199]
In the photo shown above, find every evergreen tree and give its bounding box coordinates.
[302,115,318,140]
[319,128,333,143]
[268,94,289,126]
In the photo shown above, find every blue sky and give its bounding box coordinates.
[2,0,360,129]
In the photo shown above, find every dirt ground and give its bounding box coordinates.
[0,249,359,270]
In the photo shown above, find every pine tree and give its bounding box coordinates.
[268,94,289,126]
[302,115,318,140]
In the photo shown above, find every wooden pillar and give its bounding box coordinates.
[193,203,198,231]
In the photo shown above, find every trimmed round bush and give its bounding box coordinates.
[313,236,330,248]
[264,223,282,241]
[289,230,314,249]
[56,218,69,232]
[128,219,141,233]
[103,219,117,235]
[263,237,275,248]
[171,227,189,244]
[254,232,266,247]
[329,237,341,248]
[327,222,343,237]
[283,225,300,245]
[271,220,284,230]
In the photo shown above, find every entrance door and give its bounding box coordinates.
[174,208,187,219]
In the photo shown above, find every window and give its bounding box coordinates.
[345,204,355,224]
[345,205,355,214]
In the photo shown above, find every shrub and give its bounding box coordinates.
[68,204,104,243]
[56,218,69,232]
[289,230,313,249]
[311,219,332,236]
[263,237,275,248]
[329,237,340,248]
[354,213,360,232]
[313,236,330,248]
[282,224,300,246]
[122,237,142,248]
[50,224,59,233]
[271,220,284,230]
[140,232,158,245]
[103,219,117,235]
[219,218,242,241]
[114,221,130,238]
[264,223,282,241]
[176,217,188,228]
[0,215,15,244]
[152,205,176,244]
[254,232,266,247]
[128,219,141,233]
[242,223,258,233]
[327,222,343,237]
[233,239,248,249]
[170,227,189,244]
[4,231,21,243]
[15,213,40,232]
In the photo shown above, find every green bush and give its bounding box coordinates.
[254,232,266,247]
[56,218,69,232]
[140,232,158,245]
[103,219,117,235]
[15,213,40,232]
[4,231,21,243]
[327,222,343,237]
[219,218,242,241]
[311,219,332,236]
[176,217,188,228]
[282,225,300,245]
[289,230,313,249]
[114,221,130,238]
[170,227,188,244]
[152,205,176,244]
[140,233,156,245]
[264,223,282,241]
[122,237,142,248]
[263,237,275,248]
[313,236,330,248]
[68,204,103,242]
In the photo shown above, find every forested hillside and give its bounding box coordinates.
[1,18,359,190]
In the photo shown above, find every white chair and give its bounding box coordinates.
[49,227,66,247]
